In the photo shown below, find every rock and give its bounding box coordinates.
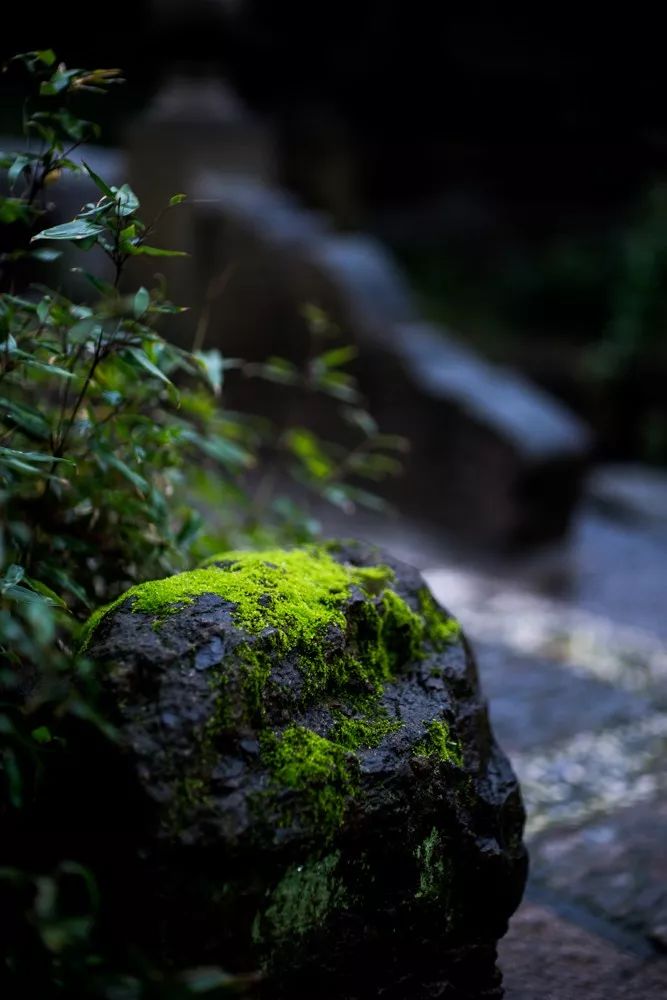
[125,74,275,345]
[80,542,526,998]
[586,463,667,527]
[298,234,592,548]
[187,173,591,548]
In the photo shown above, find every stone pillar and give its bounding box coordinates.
[125,70,274,344]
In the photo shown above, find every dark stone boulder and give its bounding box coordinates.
[82,542,527,998]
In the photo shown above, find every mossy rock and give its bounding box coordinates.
[81,541,527,998]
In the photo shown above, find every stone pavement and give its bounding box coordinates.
[326,491,667,998]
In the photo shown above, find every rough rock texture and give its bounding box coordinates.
[83,542,527,998]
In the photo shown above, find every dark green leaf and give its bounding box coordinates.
[36,49,56,66]
[24,576,68,609]
[373,433,410,453]
[31,725,52,744]
[319,345,358,368]
[284,428,333,479]
[0,446,73,469]
[32,220,105,243]
[67,317,99,343]
[7,155,30,188]
[0,198,32,224]
[22,358,75,380]
[128,244,187,257]
[52,110,97,142]
[39,67,80,97]
[102,452,149,494]
[0,397,51,439]
[113,183,139,216]
[124,347,177,396]
[133,287,150,317]
[3,582,56,606]
[2,749,22,808]
[342,407,378,436]
[1,565,24,591]
[82,161,115,199]
[45,567,91,608]
[321,484,354,512]
[70,269,115,296]
[36,299,50,323]
[194,349,223,395]
[180,427,252,468]
[252,357,299,386]
[342,485,389,512]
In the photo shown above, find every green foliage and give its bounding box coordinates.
[0,50,407,997]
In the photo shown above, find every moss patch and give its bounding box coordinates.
[81,546,465,838]
[415,826,452,902]
[82,547,359,649]
[261,725,358,834]
[256,851,347,945]
[379,588,425,669]
[414,720,463,766]
[330,714,403,750]
[418,588,461,649]
[80,547,459,724]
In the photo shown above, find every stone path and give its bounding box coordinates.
[327,492,667,998]
[425,508,667,998]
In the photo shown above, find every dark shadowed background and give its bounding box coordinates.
[4,3,666,465]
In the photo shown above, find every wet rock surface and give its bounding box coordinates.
[83,542,527,999]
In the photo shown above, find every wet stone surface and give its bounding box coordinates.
[529,800,667,947]
[474,642,654,755]
[499,902,667,1000]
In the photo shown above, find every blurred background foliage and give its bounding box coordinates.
[3,4,664,464]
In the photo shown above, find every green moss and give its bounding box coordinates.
[81,547,451,722]
[256,852,347,945]
[261,702,406,835]
[379,588,425,670]
[415,826,452,901]
[82,548,354,649]
[330,713,403,750]
[235,641,277,721]
[351,564,396,595]
[418,588,461,649]
[82,547,396,650]
[413,720,463,766]
[261,725,358,834]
